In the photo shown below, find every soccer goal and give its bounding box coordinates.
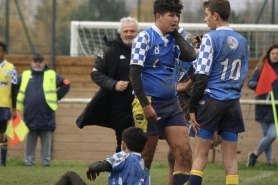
[70,21,278,58]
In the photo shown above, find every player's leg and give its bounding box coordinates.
[0,120,8,166]
[40,130,53,166]
[114,113,134,153]
[141,135,159,169]
[165,125,192,185]
[25,130,39,166]
[188,129,214,185]
[219,99,245,185]
[167,148,175,185]
[54,171,87,185]
[221,134,238,185]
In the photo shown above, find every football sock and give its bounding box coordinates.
[188,170,203,185]
[226,175,238,185]
[172,171,189,185]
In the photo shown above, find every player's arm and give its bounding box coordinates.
[86,160,112,181]
[91,48,118,92]
[169,29,196,62]
[11,66,18,118]
[189,34,212,113]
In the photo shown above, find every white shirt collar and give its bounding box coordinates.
[152,25,169,46]
[216,26,233,31]
[0,59,7,69]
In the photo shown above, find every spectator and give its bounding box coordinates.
[247,43,278,167]
[17,53,70,166]
[0,42,17,167]
[188,0,249,185]
[76,16,140,153]
[129,0,196,184]
[55,127,150,185]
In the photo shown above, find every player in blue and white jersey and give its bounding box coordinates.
[188,1,249,185]
[55,127,149,185]
[129,0,196,184]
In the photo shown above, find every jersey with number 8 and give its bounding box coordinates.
[195,27,249,100]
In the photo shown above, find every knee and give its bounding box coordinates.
[167,149,175,166]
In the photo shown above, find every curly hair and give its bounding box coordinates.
[256,44,278,73]
[154,0,183,17]
[202,0,230,22]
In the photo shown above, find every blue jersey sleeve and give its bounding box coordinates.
[106,151,129,172]
[131,31,150,66]
[195,34,214,76]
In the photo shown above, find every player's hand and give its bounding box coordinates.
[114,81,129,91]
[189,112,200,133]
[10,108,17,119]
[86,168,99,181]
[143,105,158,123]
[191,35,202,49]
[177,80,194,92]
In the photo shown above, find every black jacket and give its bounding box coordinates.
[18,66,70,130]
[248,62,278,123]
[76,34,134,129]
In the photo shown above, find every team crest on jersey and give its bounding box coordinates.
[227,36,239,50]
[98,51,104,59]
[4,69,10,76]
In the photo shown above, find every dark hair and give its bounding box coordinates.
[154,0,183,17]
[202,0,230,22]
[0,42,6,52]
[256,44,278,73]
[122,127,148,153]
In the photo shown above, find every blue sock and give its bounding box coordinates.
[189,170,203,185]
[173,171,189,185]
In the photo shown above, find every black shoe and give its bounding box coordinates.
[0,163,6,167]
[247,152,257,167]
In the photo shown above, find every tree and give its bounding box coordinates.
[75,0,128,21]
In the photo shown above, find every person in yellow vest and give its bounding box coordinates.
[0,42,18,167]
[17,53,70,166]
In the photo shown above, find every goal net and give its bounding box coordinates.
[70,21,278,58]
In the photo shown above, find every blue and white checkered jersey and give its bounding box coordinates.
[130,25,181,98]
[0,59,18,84]
[106,151,150,185]
[175,28,195,82]
[195,26,249,100]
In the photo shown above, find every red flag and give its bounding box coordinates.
[5,111,29,148]
[255,60,278,96]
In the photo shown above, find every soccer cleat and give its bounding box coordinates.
[247,152,257,167]
[268,162,275,167]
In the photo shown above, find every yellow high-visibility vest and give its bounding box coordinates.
[17,70,58,111]
[0,61,13,108]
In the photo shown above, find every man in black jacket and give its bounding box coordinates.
[83,17,140,152]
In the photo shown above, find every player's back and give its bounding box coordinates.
[107,152,150,185]
[203,28,249,100]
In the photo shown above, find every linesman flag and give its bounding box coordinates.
[5,110,29,148]
[255,60,278,96]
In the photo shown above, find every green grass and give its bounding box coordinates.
[0,157,277,185]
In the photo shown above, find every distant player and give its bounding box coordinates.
[188,0,249,185]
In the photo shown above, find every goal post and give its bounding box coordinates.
[70,21,278,58]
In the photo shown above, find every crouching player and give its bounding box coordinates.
[55,127,150,185]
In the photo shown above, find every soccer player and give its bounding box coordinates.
[129,0,196,184]
[55,127,149,185]
[188,1,249,185]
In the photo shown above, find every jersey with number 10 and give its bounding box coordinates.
[195,27,249,100]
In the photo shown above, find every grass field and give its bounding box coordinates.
[0,158,277,185]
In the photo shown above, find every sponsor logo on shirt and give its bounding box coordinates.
[0,81,8,86]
